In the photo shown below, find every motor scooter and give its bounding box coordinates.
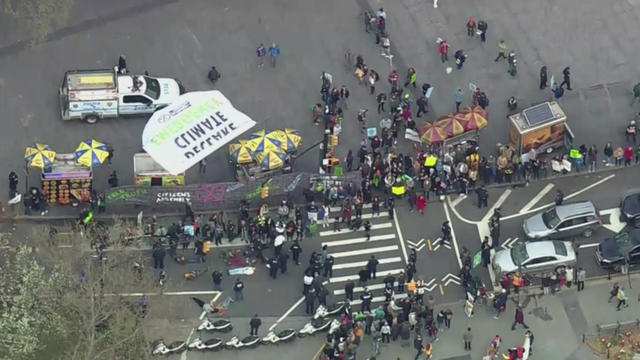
[187,336,223,351]
[508,51,517,76]
[197,318,232,332]
[261,329,297,344]
[151,339,186,355]
[224,335,261,349]
[313,302,346,319]
[298,317,333,337]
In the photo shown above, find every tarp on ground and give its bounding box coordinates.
[142,91,256,175]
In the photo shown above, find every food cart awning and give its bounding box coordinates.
[142,91,256,175]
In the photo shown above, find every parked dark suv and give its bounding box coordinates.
[595,229,640,271]
[621,189,640,228]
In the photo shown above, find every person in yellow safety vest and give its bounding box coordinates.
[512,273,524,289]
[407,279,417,294]
[391,177,406,196]
[569,147,583,170]
[424,155,438,167]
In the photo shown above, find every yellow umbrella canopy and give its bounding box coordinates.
[74,139,109,168]
[24,143,56,169]
[247,135,282,154]
[267,130,302,153]
[228,140,255,164]
[421,126,447,144]
[459,106,489,131]
[255,149,287,171]
[434,114,466,137]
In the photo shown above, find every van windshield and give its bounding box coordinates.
[542,209,561,229]
[144,76,160,100]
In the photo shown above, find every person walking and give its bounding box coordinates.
[539,66,548,89]
[360,288,373,312]
[256,43,266,68]
[463,327,472,350]
[608,282,620,302]
[495,40,507,61]
[323,255,334,278]
[575,267,586,291]
[511,305,529,330]
[152,245,166,269]
[404,67,417,88]
[414,334,424,360]
[438,40,450,63]
[250,314,262,335]
[234,278,244,301]
[268,43,280,67]
[377,92,387,114]
[616,286,629,310]
[368,69,379,94]
[198,159,207,173]
[455,88,464,112]
[560,66,572,90]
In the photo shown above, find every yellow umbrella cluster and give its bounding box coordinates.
[25,144,56,169]
[229,128,302,171]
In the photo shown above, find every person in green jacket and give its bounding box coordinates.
[495,40,507,61]
[635,145,640,164]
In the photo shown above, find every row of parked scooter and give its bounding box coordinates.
[151,302,347,355]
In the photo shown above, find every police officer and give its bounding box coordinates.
[476,186,488,208]
[324,255,334,278]
[344,281,355,301]
[360,288,373,312]
[278,252,289,274]
[305,288,316,315]
[387,197,395,219]
[317,286,328,307]
[367,255,379,279]
[290,241,302,265]
[441,221,452,244]
[384,274,396,290]
[555,189,564,205]
[397,271,406,293]
[268,257,279,279]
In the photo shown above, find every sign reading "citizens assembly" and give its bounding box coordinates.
[142,91,256,175]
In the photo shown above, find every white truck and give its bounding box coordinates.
[59,68,184,123]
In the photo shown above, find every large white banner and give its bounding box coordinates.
[142,91,256,175]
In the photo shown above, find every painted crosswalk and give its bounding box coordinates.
[316,205,436,308]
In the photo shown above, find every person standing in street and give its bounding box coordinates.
[268,257,279,279]
[467,18,476,37]
[495,40,507,61]
[268,43,280,67]
[198,159,207,174]
[438,40,450,63]
[526,330,535,355]
[368,69,379,94]
[344,280,355,301]
[234,278,244,301]
[455,88,464,112]
[323,255,334,278]
[463,327,472,350]
[108,170,119,188]
[477,20,488,42]
[377,92,387,114]
[554,189,564,205]
[290,240,302,265]
[397,271,405,293]
[106,143,114,164]
[476,186,488,208]
[278,252,289,274]
[576,267,586,291]
[152,245,166,269]
[404,67,417,88]
[560,66,572,90]
[511,305,529,330]
[413,334,424,360]
[256,43,266,67]
[360,288,373,312]
[616,286,629,310]
[539,66,548,89]
[367,255,379,279]
[305,287,316,315]
[416,95,428,117]
[250,314,262,335]
[212,270,222,291]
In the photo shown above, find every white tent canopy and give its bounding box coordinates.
[142,91,256,175]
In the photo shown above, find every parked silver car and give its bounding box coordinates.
[523,201,601,240]
[492,240,576,276]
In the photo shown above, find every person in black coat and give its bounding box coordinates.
[249,314,262,335]
[539,66,548,89]
[560,66,572,90]
[268,257,279,279]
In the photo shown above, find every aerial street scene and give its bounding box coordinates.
[3,0,640,359]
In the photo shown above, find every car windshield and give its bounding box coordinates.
[541,208,561,228]
[614,232,633,254]
[510,245,530,266]
[144,76,160,100]
[553,241,567,256]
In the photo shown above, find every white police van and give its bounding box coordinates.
[59,68,184,123]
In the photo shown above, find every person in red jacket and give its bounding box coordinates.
[438,40,450,63]
[417,195,427,215]
[625,146,634,166]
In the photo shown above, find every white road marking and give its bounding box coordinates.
[329,203,373,212]
[393,208,409,264]
[349,293,408,306]
[519,183,554,213]
[329,269,405,283]
[332,257,402,270]
[443,202,463,269]
[329,245,398,258]
[479,189,512,287]
[322,233,395,247]
[579,243,600,249]
[441,273,461,286]
[406,239,425,247]
[334,282,398,295]
[327,212,386,223]
[446,196,480,225]
[319,222,392,237]
[267,281,328,332]
[450,195,466,207]
[599,208,626,233]
[501,237,520,250]
[104,290,222,297]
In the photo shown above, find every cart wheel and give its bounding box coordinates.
[84,114,99,124]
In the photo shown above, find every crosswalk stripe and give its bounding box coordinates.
[322,234,396,247]
[330,203,373,212]
[329,269,404,283]
[330,245,398,258]
[333,281,401,295]
[327,212,386,223]
[332,257,402,270]
[319,223,392,237]
[349,293,408,306]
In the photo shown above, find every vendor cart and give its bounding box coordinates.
[508,101,574,155]
[134,153,184,186]
[41,153,92,206]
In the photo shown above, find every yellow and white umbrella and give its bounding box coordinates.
[25,143,56,169]
[74,139,109,168]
